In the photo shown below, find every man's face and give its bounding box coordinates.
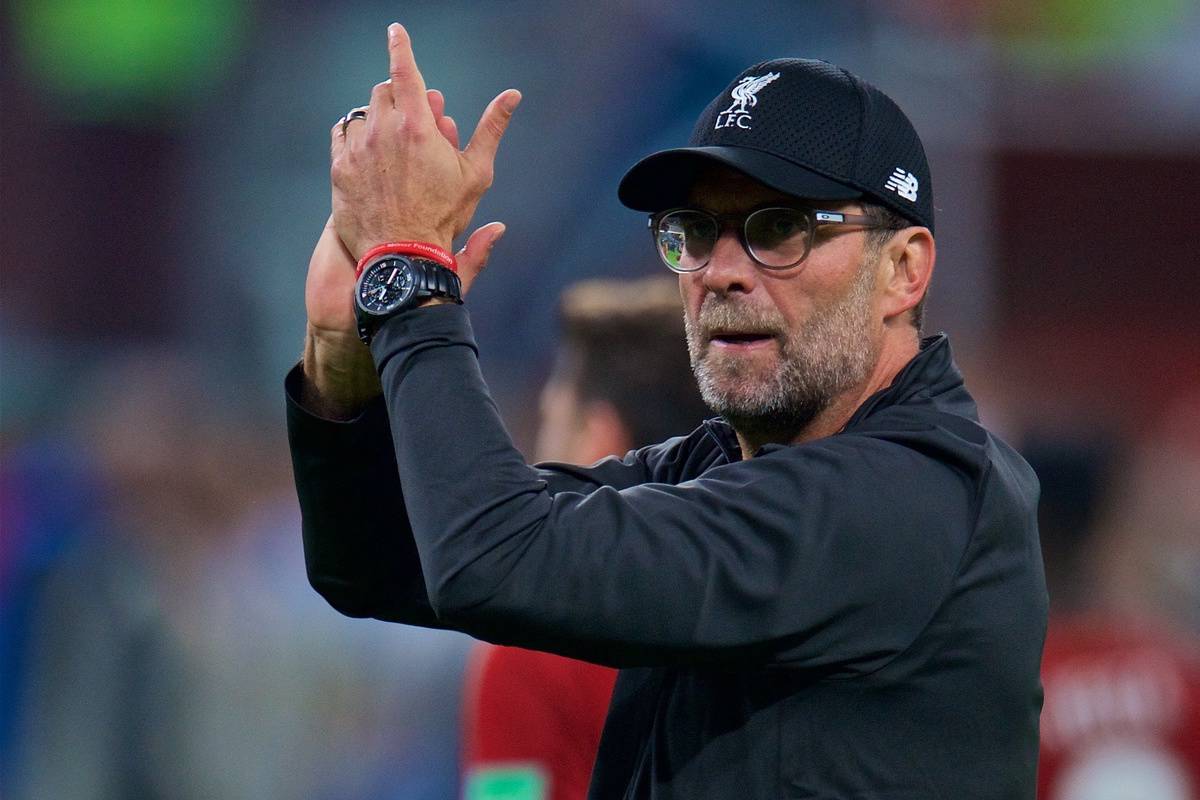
[679,166,884,439]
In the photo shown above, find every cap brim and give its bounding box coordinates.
[618,146,861,212]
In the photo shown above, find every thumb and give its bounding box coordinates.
[455,221,506,293]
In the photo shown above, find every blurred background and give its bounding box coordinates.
[2,1,1198,798]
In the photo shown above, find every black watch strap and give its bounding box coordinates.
[410,258,463,305]
[356,257,463,345]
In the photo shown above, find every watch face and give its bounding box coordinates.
[356,257,416,315]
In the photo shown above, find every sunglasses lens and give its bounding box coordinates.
[656,211,717,272]
[746,208,811,267]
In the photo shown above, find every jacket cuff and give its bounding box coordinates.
[369,302,479,371]
[284,363,391,448]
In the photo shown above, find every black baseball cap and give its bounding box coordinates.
[618,58,934,233]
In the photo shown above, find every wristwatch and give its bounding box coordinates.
[353,254,463,344]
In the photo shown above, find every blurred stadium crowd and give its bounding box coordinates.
[2,1,1198,798]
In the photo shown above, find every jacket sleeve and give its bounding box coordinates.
[286,367,441,625]
[367,305,984,671]
[285,364,660,625]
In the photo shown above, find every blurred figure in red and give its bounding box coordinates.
[1031,409,1200,799]
[460,277,709,800]
[1039,618,1200,799]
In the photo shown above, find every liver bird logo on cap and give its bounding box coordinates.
[715,72,780,131]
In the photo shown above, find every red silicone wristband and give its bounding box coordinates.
[355,241,457,278]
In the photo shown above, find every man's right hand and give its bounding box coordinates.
[300,85,509,419]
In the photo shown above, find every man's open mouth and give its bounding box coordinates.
[708,331,776,346]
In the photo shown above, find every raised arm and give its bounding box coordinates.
[291,25,521,618]
[287,366,662,625]
[368,304,980,669]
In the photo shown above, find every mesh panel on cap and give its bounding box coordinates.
[694,59,864,181]
[747,61,862,178]
[853,79,933,228]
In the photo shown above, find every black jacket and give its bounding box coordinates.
[286,304,1047,799]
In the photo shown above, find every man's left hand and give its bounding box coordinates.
[331,22,521,266]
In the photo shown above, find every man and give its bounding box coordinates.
[461,278,709,800]
[288,23,1047,798]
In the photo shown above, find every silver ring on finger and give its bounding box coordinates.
[340,109,368,136]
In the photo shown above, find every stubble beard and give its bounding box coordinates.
[684,259,879,444]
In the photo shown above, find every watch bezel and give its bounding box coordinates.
[353,255,463,345]
[354,255,418,317]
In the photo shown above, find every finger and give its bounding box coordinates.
[464,89,522,171]
[429,89,458,147]
[331,117,348,160]
[437,114,460,149]
[329,214,354,256]
[386,23,430,114]
[427,89,445,121]
[341,104,369,136]
[455,221,506,277]
[330,105,366,157]
[341,104,371,152]
[323,214,355,262]
[368,79,394,118]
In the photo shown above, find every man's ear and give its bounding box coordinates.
[579,400,633,462]
[879,227,935,326]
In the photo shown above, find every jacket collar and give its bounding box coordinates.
[844,333,978,428]
[702,333,976,459]
[702,417,744,463]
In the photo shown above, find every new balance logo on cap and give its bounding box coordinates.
[884,167,919,202]
[714,72,780,130]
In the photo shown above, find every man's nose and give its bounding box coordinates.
[701,229,758,295]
